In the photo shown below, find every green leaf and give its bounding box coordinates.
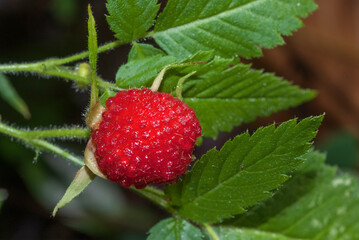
[128,43,166,62]
[208,226,298,240]
[106,0,160,43]
[182,62,316,138]
[116,55,177,88]
[147,217,203,240]
[88,5,97,77]
[116,50,215,89]
[153,0,317,59]
[115,52,315,139]
[165,116,323,223]
[52,166,96,216]
[88,5,99,108]
[228,150,359,240]
[0,73,31,119]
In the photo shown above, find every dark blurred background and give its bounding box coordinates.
[0,0,358,239]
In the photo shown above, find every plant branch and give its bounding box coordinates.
[0,122,84,166]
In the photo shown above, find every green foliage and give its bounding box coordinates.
[87,5,97,75]
[147,217,203,240]
[106,0,317,59]
[208,227,295,240]
[0,73,30,119]
[165,116,323,223]
[115,47,315,138]
[128,43,166,62]
[106,0,160,43]
[3,0,359,239]
[100,89,117,106]
[88,5,99,108]
[226,150,359,240]
[182,60,316,138]
[153,0,317,59]
[116,54,177,88]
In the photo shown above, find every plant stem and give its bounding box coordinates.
[0,40,123,91]
[50,40,122,66]
[26,127,90,139]
[203,223,220,240]
[0,122,84,166]
[30,139,84,166]
[0,40,121,71]
[130,186,175,214]
[0,64,119,90]
[0,41,121,70]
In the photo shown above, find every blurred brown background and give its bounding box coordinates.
[0,0,358,239]
[255,0,359,138]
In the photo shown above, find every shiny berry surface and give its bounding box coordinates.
[92,88,201,188]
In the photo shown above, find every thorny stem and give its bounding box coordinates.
[0,122,84,166]
[203,223,220,240]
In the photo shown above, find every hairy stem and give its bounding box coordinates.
[0,40,123,90]
[51,40,122,65]
[26,127,90,139]
[0,40,121,71]
[30,139,84,166]
[0,122,84,166]
[0,64,119,90]
[130,186,175,214]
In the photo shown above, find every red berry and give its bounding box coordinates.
[91,88,201,188]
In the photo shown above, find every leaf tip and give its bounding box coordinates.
[52,207,59,217]
[87,4,93,16]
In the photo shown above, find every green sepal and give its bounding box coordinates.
[52,166,96,216]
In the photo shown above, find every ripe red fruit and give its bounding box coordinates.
[91,88,201,188]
